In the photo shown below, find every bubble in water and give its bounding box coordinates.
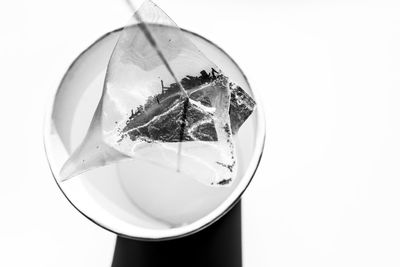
[60,0,256,186]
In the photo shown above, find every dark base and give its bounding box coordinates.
[111,202,242,267]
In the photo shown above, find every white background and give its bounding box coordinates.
[1,0,400,266]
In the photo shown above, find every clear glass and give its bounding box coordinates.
[44,26,265,240]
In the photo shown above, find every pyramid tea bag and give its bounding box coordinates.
[60,0,256,186]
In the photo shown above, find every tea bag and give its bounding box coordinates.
[60,0,256,186]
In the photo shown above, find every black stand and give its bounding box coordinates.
[111,202,242,267]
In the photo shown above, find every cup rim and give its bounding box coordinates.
[44,25,266,241]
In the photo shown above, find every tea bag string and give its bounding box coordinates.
[125,0,188,97]
[125,0,188,172]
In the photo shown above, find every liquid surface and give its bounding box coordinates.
[45,15,262,239]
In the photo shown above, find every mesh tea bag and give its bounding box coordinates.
[60,0,256,186]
